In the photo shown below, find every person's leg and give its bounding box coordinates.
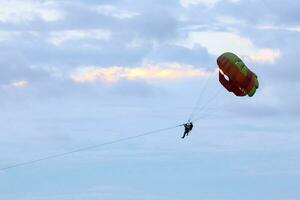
[182,131,187,138]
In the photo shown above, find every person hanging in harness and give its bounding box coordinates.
[182,121,193,139]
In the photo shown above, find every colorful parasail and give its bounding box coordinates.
[217,52,259,97]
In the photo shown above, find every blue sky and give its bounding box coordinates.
[0,0,299,199]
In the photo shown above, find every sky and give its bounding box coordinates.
[0,0,299,199]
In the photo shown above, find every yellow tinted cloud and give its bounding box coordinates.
[249,49,280,63]
[70,63,215,83]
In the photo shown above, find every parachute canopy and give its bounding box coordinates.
[217,52,259,97]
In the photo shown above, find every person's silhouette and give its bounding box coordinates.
[182,122,193,139]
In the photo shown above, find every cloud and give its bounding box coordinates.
[0,0,63,23]
[0,31,23,41]
[95,5,139,19]
[180,31,280,63]
[249,48,280,63]
[0,29,112,46]
[10,80,28,88]
[1,80,28,89]
[48,29,112,46]
[213,0,300,26]
[256,24,300,32]
[70,63,215,83]
[180,0,240,8]
[180,0,220,7]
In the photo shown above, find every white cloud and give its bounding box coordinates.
[180,31,280,63]
[70,63,216,83]
[216,15,245,25]
[11,80,28,88]
[0,0,63,23]
[48,30,112,46]
[180,0,240,8]
[0,29,111,46]
[180,0,219,7]
[0,31,21,41]
[95,5,139,19]
[256,24,300,33]
[29,65,65,79]
[1,80,28,89]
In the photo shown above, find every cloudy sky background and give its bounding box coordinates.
[0,0,299,199]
